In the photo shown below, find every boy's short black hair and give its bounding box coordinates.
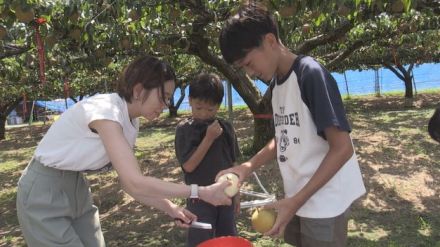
[428,107,440,143]
[219,4,279,64]
[189,73,224,105]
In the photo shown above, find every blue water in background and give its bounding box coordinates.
[175,63,440,110]
[27,63,440,114]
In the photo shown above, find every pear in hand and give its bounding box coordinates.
[217,173,239,197]
[251,208,276,233]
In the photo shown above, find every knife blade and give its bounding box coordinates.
[190,221,212,229]
[174,218,212,230]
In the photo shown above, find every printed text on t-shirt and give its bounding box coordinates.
[274,112,300,127]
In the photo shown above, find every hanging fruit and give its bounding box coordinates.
[121,38,132,49]
[128,9,140,21]
[95,49,105,58]
[409,23,417,32]
[69,11,80,22]
[69,28,82,42]
[279,3,298,18]
[102,57,112,66]
[391,0,404,13]
[48,57,57,67]
[25,53,35,68]
[0,25,7,39]
[1,8,14,20]
[14,5,35,23]
[170,8,180,20]
[46,35,57,48]
[302,23,311,34]
[310,10,320,19]
[337,4,351,16]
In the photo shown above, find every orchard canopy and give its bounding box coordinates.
[1,0,439,147]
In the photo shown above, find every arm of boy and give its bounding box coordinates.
[181,120,223,173]
[263,126,354,237]
[216,138,277,184]
[228,161,241,215]
[90,119,232,206]
[233,193,241,214]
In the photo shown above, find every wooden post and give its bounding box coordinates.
[343,72,350,98]
[227,80,233,123]
[375,68,380,97]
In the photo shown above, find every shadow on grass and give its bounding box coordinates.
[0,183,24,246]
[1,125,49,151]
[346,103,440,246]
[351,108,437,176]
[0,162,27,223]
[99,198,188,247]
[348,185,440,246]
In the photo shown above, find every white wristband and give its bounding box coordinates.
[190,184,199,199]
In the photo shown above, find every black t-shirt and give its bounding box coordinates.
[175,118,240,186]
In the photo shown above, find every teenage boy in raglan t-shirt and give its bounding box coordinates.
[217,5,366,247]
[271,55,365,218]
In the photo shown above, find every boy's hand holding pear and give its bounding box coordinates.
[215,161,253,186]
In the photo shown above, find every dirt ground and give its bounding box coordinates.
[0,93,439,246]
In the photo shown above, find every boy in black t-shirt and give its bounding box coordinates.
[175,73,240,247]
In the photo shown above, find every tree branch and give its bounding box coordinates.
[384,61,405,81]
[0,44,32,60]
[326,40,364,70]
[295,20,353,54]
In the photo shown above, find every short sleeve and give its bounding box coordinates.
[80,94,124,126]
[298,58,351,139]
[174,121,204,166]
[218,119,241,162]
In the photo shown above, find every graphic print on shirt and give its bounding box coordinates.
[279,129,289,152]
[279,129,289,162]
[274,106,301,163]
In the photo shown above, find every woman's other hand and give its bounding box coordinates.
[170,204,197,228]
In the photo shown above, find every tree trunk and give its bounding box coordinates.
[168,106,178,117]
[250,88,274,151]
[0,97,23,140]
[168,83,187,118]
[383,62,414,99]
[253,118,274,152]
[0,114,6,140]
[403,72,413,98]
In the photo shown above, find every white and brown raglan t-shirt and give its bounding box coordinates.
[271,55,366,218]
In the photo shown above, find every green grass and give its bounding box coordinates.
[341,88,440,99]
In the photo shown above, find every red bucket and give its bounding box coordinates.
[197,236,253,247]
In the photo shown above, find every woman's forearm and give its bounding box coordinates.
[122,174,229,207]
[133,195,176,217]
[122,175,191,199]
